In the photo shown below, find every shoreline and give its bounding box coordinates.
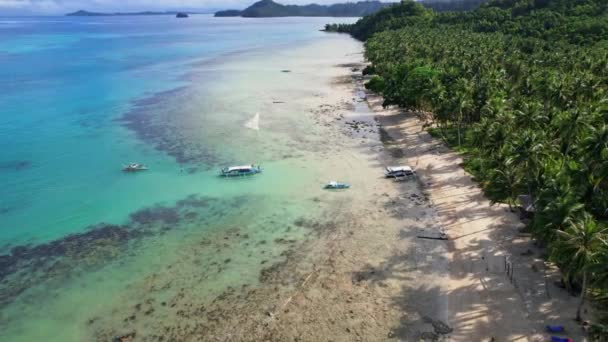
[90,45,454,341]
[367,93,589,340]
[2,31,590,341]
[158,56,454,341]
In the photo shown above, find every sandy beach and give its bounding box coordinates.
[2,29,588,341]
[1,7,600,342]
[171,48,593,341]
[132,50,453,341]
[369,88,589,341]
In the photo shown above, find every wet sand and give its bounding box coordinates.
[100,33,593,342]
[93,48,452,341]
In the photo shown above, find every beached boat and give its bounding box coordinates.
[385,166,415,178]
[122,163,148,172]
[324,181,350,189]
[220,164,262,177]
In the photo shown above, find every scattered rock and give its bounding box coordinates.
[420,331,439,341]
[113,332,136,342]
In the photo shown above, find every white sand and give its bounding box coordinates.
[80,35,588,342]
[369,93,589,342]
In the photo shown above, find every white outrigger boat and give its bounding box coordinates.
[385,166,415,180]
[122,163,148,172]
[324,181,350,189]
[220,164,262,177]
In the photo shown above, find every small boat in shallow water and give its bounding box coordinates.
[324,181,350,189]
[220,164,262,177]
[122,163,148,172]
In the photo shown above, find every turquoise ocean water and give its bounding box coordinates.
[0,15,360,340]
[0,14,354,246]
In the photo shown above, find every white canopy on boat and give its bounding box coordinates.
[225,165,255,172]
[386,166,413,172]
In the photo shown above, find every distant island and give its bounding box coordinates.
[214,0,391,18]
[66,10,199,16]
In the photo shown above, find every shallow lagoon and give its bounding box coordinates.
[0,15,362,340]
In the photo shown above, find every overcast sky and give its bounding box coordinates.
[0,0,400,15]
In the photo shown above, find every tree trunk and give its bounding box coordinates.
[526,170,534,203]
[576,271,588,322]
[457,110,462,146]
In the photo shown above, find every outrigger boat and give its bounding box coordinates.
[324,181,350,189]
[385,166,415,178]
[220,164,262,177]
[122,163,148,172]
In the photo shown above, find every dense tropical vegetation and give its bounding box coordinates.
[421,0,489,12]
[328,0,608,332]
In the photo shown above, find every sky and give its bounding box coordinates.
[0,0,400,15]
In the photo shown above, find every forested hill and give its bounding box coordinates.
[329,0,608,334]
[421,0,488,12]
[215,0,486,18]
[215,0,390,17]
[328,0,608,41]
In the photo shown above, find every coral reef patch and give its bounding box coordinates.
[0,194,233,309]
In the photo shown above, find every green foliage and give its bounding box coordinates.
[365,75,386,94]
[551,213,608,320]
[422,0,489,12]
[349,1,435,40]
[324,23,354,33]
[344,0,608,323]
[552,213,606,275]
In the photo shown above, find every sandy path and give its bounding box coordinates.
[369,94,588,342]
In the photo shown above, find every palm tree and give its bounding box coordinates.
[575,123,608,216]
[489,166,521,210]
[506,131,548,201]
[580,123,608,187]
[554,108,591,166]
[552,213,608,321]
[590,244,608,294]
[454,77,474,146]
[534,180,585,241]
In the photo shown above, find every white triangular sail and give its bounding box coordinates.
[245,112,260,131]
